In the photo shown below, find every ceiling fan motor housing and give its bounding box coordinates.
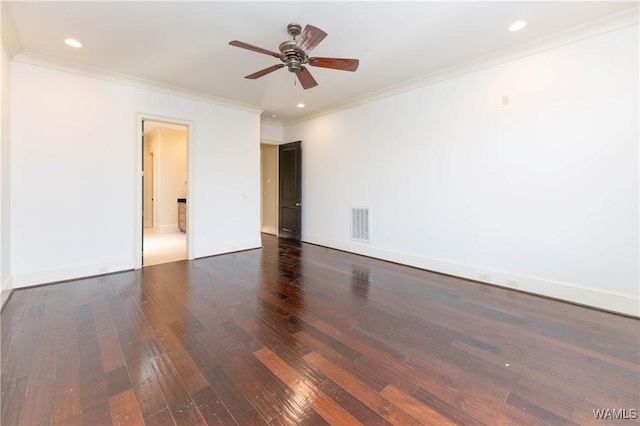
[279,40,306,73]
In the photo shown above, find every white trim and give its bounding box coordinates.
[135,113,195,270]
[12,259,133,289]
[302,234,640,317]
[195,238,262,259]
[13,51,263,115]
[285,7,640,126]
[135,118,143,269]
[1,2,22,57]
[1,288,12,311]
[1,275,13,310]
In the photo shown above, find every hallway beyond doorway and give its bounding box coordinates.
[143,228,186,266]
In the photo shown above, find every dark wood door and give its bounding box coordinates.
[279,141,302,241]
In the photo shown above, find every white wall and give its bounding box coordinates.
[1,36,12,306]
[260,121,284,143]
[284,25,639,316]
[11,60,261,287]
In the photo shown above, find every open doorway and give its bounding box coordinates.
[260,143,278,235]
[260,141,303,240]
[142,120,188,266]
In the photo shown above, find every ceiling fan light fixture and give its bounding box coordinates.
[508,20,527,32]
[287,60,303,73]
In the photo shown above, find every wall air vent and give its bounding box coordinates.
[351,206,370,243]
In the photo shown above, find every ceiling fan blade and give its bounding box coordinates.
[245,64,285,79]
[229,40,282,59]
[295,25,327,54]
[308,57,359,72]
[296,67,318,90]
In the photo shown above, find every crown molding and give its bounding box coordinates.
[7,5,637,125]
[285,6,640,127]
[13,51,264,115]
[1,1,23,57]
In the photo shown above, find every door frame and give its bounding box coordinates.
[135,113,194,269]
[143,147,154,229]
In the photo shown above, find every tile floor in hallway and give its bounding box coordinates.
[143,228,186,266]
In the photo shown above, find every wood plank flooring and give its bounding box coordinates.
[2,234,639,425]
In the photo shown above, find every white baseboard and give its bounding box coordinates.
[195,238,262,259]
[11,258,134,289]
[154,224,180,233]
[9,237,262,289]
[1,275,14,310]
[8,235,637,317]
[302,234,639,317]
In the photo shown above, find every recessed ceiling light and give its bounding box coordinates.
[508,20,527,32]
[297,103,305,108]
[64,38,83,48]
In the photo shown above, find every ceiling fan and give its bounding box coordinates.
[229,23,359,89]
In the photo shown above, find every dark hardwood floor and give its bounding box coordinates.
[2,234,639,425]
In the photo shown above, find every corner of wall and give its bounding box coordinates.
[1,14,14,310]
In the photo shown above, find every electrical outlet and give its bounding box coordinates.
[506,279,518,287]
[479,273,491,281]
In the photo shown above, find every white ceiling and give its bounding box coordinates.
[6,1,638,124]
